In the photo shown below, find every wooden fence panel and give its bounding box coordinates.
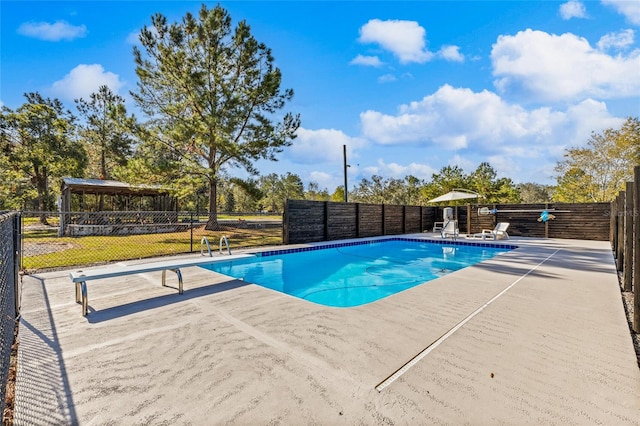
[611,167,640,332]
[284,200,611,244]
[284,199,326,244]
[327,202,357,241]
[469,203,610,240]
[384,205,404,235]
[358,204,383,237]
[405,206,422,234]
[422,207,438,232]
[548,203,610,241]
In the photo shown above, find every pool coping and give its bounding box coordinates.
[14,235,640,424]
[255,235,518,257]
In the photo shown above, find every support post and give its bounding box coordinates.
[343,145,348,203]
[616,192,625,272]
[623,182,633,291]
[610,199,616,251]
[612,196,619,258]
[633,166,640,332]
[355,203,360,238]
[544,203,549,239]
[323,201,329,241]
[190,212,194,253]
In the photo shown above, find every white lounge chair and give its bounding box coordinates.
[469,222,510,240]
[441,220,459,239]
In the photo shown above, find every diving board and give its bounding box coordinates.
[69,254,254,316]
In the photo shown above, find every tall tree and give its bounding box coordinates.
[258,172,304,212]
[469,162,519,203]
[75,85,135,181]
[351,175,387,204]
[132,4,300,229]
[555,117,639,202]
[517,182,554,203]
[331,186,346,203]
[1,93,86,219]
[421,165,470,204]
[304,182,330,201]
[469,162,497,198]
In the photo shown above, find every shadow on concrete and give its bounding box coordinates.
[86,279,250,324]
[15,275,77,425]
[471,246,617,279]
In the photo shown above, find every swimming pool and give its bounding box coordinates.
[201,238,515,308]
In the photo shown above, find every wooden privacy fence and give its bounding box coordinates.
[610,166,640,333]
[470,202,610,241]
[283,199,611,244]
[283,200,437,243]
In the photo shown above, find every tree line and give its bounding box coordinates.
[1,4,638,220]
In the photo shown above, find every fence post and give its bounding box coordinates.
[190,212,194,253]
[544,203,549,239]
[623,182,633,291]
[355,203,360,238]
[323,201,329,241]
[13,212,21,316]
[282,200,288,244]
[610,199,616,251]
[614,195,621,260]
[633,166,640,332]
[616,192,625,272]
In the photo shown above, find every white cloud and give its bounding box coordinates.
[361,84,557,149]
[559,1,587,20]
[18,20,87,41]
[50,64,125,100]
[377,74,397,83]
[126,30,140,45]
[437,45,464,62]
[597,29,635,50]
[359,85,621,162]
[447,155,478,175]
[350,54,384,67]
[307,171,334,190]
[361,159,436,180]
[602,0,640,25]
[491,29,640,102]
[358,19,433,64]
[287,128,367,164]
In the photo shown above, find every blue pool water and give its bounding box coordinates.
[201,238,514,308]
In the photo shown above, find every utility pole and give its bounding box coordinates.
[343,144,348,203]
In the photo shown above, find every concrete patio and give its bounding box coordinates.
[13,236,640,425]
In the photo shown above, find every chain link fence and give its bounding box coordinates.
[0,211,21,417]
[21,211,283,272]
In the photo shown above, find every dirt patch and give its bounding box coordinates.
[2,322,18,426]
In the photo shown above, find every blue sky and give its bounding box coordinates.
[2,1,639,191]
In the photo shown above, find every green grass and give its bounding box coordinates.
[22,226,282,271]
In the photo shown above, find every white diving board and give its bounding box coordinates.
[69,254,255,316]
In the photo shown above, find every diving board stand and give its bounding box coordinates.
[70,254,254,317]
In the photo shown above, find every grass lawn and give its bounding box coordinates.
[22,225,282,271]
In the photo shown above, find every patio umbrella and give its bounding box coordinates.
[428,189,479,203]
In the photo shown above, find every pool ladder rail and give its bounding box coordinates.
[200,236,232,256]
